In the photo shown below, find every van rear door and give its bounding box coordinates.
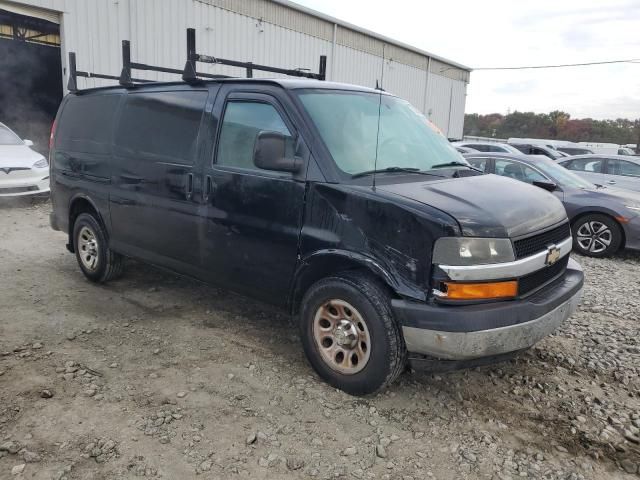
[109,88,209,271]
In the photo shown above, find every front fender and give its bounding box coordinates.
[289,249,427,314]
[569,206,626,224]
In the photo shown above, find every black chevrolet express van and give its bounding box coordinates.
[49,79,584,395]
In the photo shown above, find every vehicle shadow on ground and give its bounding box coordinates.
[0,195,49,210]
[108,258,567,390]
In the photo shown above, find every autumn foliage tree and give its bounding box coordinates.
[464,111,638,146]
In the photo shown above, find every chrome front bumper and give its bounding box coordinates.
[394,258,584,361]
[402,289,581,360]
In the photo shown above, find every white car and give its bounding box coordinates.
[0,123,50,197]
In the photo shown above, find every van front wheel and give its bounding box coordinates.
[73,213,124,283]
[299,271,406,396]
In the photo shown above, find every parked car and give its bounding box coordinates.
[0,122,50,197]
[558,155,640,192]
[578,142,635,156]
[464,152,640,257]
[618,147,637,156]
[454,145,480,154]
[50,79,583,395]
[452,141,522,154]
[509,143,566,160]
[557,146,594,156]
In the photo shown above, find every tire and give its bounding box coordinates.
[72,213,124,282]
[299,271,407,396]
[572,213,622,257]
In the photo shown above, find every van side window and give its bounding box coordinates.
[216,101,294,170]
[56,94,121,153]
[114,91,207,164]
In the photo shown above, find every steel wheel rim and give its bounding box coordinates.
[78,226,99,271]
[312,299,371,375]
[576,221,611,254]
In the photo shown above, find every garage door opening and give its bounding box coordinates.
[0,7,62,156]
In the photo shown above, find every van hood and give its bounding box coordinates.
[0,145,45,168]
[378,174,567,238]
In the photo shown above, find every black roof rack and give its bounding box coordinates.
[67,27,327,92]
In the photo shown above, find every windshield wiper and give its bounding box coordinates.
[352,167,446,179]
[430,161,484,173]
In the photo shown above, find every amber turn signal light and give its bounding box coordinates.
[443,280,518,300]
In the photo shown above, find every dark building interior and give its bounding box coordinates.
[0,9,62,155]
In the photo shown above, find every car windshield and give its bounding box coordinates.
[0,125,23,145]
[534,158,596,189]
[500,144,524,154]
[296,89,466,175]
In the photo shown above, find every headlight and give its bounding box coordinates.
[33,158,48,169]
[626,205,640,212]
[433,237,515,266]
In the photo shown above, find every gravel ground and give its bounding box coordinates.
[0,199,639,480]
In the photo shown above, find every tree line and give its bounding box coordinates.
[463,111,640,145]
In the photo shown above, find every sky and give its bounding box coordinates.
[294,0,640,120]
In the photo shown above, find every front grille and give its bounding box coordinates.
[518,255,569,296]
[513,223,571,259]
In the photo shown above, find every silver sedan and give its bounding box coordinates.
[558,154,640,193]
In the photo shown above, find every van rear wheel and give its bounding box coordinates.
[73,213,124,282]
[299,271,407,396]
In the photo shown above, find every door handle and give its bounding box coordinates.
[608,180,616,184]
[185,173,194,200]
[203,175,212,202]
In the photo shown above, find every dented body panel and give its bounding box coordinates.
[296,182,459,303]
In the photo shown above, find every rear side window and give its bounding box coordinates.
[563,158,604,173]
[216,101,294,170]
[114,91,207,164]
[56,94,121,153]
[608,159,640,177]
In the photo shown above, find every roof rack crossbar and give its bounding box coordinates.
[182,28,327,81]
[66,27,326,92]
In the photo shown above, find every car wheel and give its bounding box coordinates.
[73,213,124,282]
[572,214,622,257]
[299,271,407,396]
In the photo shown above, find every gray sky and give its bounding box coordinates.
[295,0,640,120]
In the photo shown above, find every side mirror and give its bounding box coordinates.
[253,131,301,173]
[23,139,34,147]
[532,180,557,192]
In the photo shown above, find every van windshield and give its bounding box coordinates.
[297,89,465,176]
[0,125,23,145]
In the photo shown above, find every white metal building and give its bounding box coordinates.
[0,0,471,143]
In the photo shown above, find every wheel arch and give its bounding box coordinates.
[67,194,108,253]
[289,250,404,315]
[570,209,626,250]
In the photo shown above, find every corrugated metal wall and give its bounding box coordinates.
[6,0,469,137]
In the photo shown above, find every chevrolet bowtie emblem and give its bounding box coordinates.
[545,245,561,266]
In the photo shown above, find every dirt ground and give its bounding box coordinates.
[1,199,639,480]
